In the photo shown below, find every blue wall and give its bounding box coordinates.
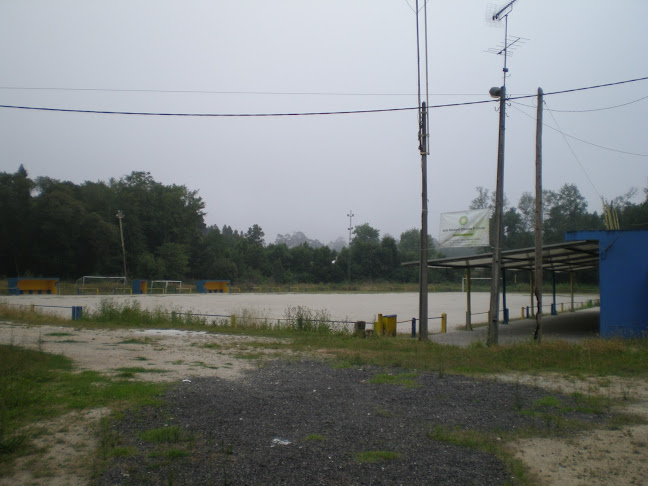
[566,230,648,338]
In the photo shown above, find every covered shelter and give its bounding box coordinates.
[420,240,600,331]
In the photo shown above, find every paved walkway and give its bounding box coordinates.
[429,307,600,347]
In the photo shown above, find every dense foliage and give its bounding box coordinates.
[1,166,646,285]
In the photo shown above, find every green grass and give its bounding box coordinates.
[354,450,401,463]
[368,372,421,388]
[0,344,167,474]
[287,334,648,378]
[138,426,182,444]
[305,434,327,441]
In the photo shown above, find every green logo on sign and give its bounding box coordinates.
[459,216,468,226]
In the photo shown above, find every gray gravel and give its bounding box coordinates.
[98,359,608,485]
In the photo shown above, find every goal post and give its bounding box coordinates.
[149,280,189,294]
[75,276,127,294]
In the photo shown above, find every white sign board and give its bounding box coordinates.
[439,209,490,248]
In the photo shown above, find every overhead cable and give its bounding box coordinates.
[511,103,648,157]
[0,76,647,117]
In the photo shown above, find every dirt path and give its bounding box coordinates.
[1,322,647,485]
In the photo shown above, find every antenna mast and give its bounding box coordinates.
[486,0,526,87]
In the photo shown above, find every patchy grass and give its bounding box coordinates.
[287,334,648,379]
[138,426,182,444]
[368,372,420,388]
[0,344,167,475]
[118,337,158,345]
[305,434,327,441]
[114,367,169,378]
[354,450,401,463]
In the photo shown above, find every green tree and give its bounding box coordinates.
[0,166,34,276]
[544,184,603,243]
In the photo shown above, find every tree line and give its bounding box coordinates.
[1,166,647,284]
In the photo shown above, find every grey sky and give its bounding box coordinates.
[1,1,647,245]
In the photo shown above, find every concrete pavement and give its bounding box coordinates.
[428,307,600,347]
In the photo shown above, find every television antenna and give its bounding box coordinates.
[485,0,527,87]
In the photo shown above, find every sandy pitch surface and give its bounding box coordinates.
[1,322,647,486]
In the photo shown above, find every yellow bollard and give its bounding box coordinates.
[521,307,524,319]
[231,314,237,328]
[374,313,384,336]
[560,303,564,312]
[441,313,447,333]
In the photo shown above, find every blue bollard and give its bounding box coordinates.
[71,306,83,321]
[411,318,416,338]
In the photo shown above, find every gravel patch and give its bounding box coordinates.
[97,359,609,485]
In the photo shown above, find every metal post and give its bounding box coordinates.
[529,270,535,317]
[487,86,506,346]
[116,210,127,282]
[534,87,544,342]
[552,272,557,315]
[570,271,575,311]
[347,210,354,288]
[419,102,429,340]
[502,270,508,324]
[465,267,472,330]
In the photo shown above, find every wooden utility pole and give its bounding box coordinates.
[419,102,429,340]
[487,86,506,347]
[534,88,544,342]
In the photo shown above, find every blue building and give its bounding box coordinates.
[566,230,648,338]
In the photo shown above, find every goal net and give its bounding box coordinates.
[149,280,189,294]
[75,276,127,294]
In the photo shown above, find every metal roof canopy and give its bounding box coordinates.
[423,240,599,273]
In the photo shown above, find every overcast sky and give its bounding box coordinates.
[1,1,647,245]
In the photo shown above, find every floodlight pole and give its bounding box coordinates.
[487,86,506,346]
[116,210,127,282]
[419,102,429,340]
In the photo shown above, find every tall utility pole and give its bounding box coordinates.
[419,102,429,340]
[116,210,127,282]
[534,88,544,342]
[487,86,506,346]
[347,210,354,287]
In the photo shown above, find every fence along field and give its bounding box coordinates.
[0,289,599,335]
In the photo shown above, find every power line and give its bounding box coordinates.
[0,75,647,117]
[542,100,602,199]
[0,103,419,117]
[511,103,648,157]
[0,86,497,97]
[512,94,648,113]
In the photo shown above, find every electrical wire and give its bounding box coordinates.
[0,76,647,118]
[512,94,648,113]
[0,86,488,97]
[511,103,648,157]
[542,100,602,198]
[0,104,419,117]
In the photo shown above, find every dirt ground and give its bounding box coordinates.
[1,322,647,486]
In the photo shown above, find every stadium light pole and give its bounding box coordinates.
[116,210,127,282]
[487,86,506,346]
